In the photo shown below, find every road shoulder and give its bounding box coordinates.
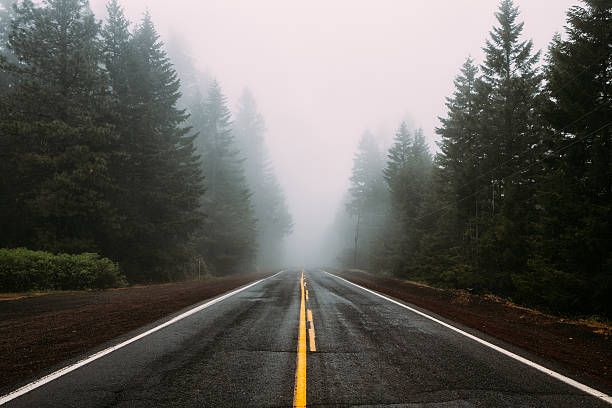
[0,272,276,393]
[332,269,612,392]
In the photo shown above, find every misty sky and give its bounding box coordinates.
[90,0,577,266]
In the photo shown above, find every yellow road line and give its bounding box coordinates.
[307,309,316,352]
[293,271,307,407]
[306,289,309,300]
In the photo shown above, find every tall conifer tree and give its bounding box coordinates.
[103,10,204,281]
[434,58,485,273]
[476,0,543,291]
[346,131,387,269]
[381,124,432,275]
[101,0,130,100]
[194,81,256,275]
[117,13,204,280]
[532,0,612,315]
[0,0,118,253]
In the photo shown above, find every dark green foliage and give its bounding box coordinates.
[425,0,544,295]
[102,11,204,282]
[435,58,481,244]
[475,0,543,291]
[0,1,204,284]
[0,0,120,255]
[0,247,126,292]
[531,0,612,316]
[340,0,611,318]
[429,0,610,316]
[101,0,130,101]
[233,89,292,269]
[193,81,257,275]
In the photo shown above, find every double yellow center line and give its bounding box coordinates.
[294,270,316,407]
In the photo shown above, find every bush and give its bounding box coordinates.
[510,256,587,316]
[0,248,127,292]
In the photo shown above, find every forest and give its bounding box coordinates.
[0,0,292,287]
[331,0,611,318]
[0,0,610,320]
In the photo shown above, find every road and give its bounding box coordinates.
[2,269,610,407]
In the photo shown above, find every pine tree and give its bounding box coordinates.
[104,10,204,281]
[479,0,542,190]
[476,0,543,292]
[383,122,412,191]
[0,0,119,253]
[348,131,384,216]
[381,124,432,276]
[194,81,257,275]
[433,58,486,280]
[532,0,612,315]
[101,0,130,100]
[233,89,292,269]
[346,131,387,269]
[436,57,481,222]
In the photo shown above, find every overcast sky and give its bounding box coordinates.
[90,0,578,266]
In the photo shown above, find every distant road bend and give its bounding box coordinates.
[1,269,611,407]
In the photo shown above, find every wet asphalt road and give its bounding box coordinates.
[3,269,610,407]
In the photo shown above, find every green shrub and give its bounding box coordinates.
[510,256,586,315]
[0,248,127,292]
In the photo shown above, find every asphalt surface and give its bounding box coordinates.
[3,269,610,407]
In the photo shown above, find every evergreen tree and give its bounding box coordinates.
[476,0,543,292]
[531,0,612,315]
[108,11,204,282]
[381,124,432,276]
[346,131,387,269]
[383,122,412,191]
[101,0,130,101]
[435,57,481,232]
[194,81,256,275]
[431,58,487,286]
[0,0,119,254]
[480,0,542,183]
[234,89,292,269]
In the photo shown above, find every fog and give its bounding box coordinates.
[89,0,576,267]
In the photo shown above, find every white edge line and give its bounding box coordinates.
[323,270,612,405]
[0,270,285,405]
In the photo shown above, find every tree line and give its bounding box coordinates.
[0,0,292,283]
[336,0,611,318]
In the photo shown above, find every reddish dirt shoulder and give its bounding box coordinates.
[336,269,612,391]
[0,272,274,391]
